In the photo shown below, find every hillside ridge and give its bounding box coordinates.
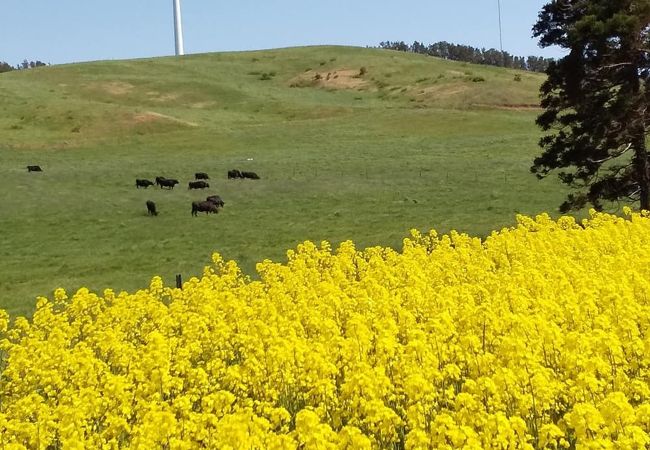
[0,46,543,149]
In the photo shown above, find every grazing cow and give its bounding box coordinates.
[206,195,225,208]
[136,179,154,189]
[155,176,177,187]
[146,200,158,216]
[188,180,210,190]
[195,172,209,180]
[191,201,218,216]
[242,171,260,180]
[228,169,243,179]
[27,165,42,172]
[159,178,179,189]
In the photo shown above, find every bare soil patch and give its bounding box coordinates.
[146,91,179,102]
[289,69,370,90]
[101,81,134,96]
[191,101,217,109]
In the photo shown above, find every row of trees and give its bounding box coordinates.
[378,40,554,72]
[0,59,47,73]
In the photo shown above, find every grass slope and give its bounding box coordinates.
[0,46,569,316]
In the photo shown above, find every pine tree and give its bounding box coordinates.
[532,0,650,211]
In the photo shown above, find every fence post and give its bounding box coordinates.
[176,274,182,290]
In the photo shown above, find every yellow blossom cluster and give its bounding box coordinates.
[2,209,650,449]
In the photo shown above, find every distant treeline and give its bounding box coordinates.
[0,59,48,73]
[377,41,553,73]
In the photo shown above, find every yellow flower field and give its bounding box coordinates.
[2,209,650,449]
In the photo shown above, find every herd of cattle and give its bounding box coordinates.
[26,165,258,217]
[138,170,259,217]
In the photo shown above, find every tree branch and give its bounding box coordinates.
[627,188,641,200]
[587,143,632,164]
[596,62,634,71]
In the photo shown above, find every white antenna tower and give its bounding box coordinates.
[497,1,504,49]
[173,0,185,56]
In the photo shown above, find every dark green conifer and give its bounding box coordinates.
[533,0,650,211]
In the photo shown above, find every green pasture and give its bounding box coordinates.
[0,46,574,317]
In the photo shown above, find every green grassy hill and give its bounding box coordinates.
[0,46,568,316]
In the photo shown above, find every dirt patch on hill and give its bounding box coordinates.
[289,69,370,90]
[101,81,134,95]
[146,91,179,102]
[133,111,198,127]
[191,101,217,109]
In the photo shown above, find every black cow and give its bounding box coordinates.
[27,165,42,172]
[136,179,154,189]
[155,176,178,187]
[228,169,243,179]
[191,201,218,216]
[242,171,260,180]
[146,200,158,216]
[189,180,210,190]
[159,178,179,189]
[195,172,209,180]
[206,195,225,208]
